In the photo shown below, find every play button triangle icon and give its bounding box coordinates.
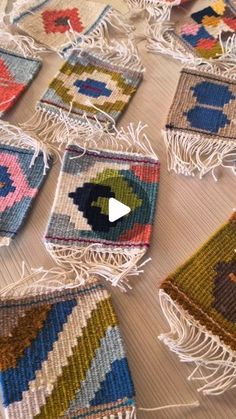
[109,198,131,222]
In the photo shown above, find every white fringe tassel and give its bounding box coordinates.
[159,290,236,396]
[0,24,46,58]
[0,120,50,174]
[126,0,181,21]
[146,22,203,65]
[0,237,11,247]
[45,244,150,292]
[163,129,236,180]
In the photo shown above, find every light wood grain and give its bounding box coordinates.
[1,1,236,418]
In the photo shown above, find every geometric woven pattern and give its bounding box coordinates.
[0,144,50,245]
[178,0,236,59]
[166,67,236,137]
[11,0,112,55]
[38,50,143,125]
[0,48,41,117]
[0,278,135,418]
[45,146,160,249]
[160,213,236,353]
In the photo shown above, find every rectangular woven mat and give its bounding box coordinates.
[0,47,41,117]
[147,0,236,64]
[163,65,236,179]
[44,128,160,289]
[10,0,131,56]
[159,212,236,395]
[39,48,142,124]
[0,277,135,418]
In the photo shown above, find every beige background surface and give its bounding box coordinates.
[1,0,236,418]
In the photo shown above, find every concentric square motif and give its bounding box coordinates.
[164,66,236,178]
[178,0,236,59]
[0,142,50,246]
[45,144,160,289]
[0,48,41,117]
[0,277,136,418]
[10,0,130,56]
[159,212,236,395]
[37,49,143,127]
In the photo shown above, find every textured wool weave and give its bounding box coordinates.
[0,47,41,117]
[126,0,191,21]
[44,124,160,290]
[0,122,51,247]
[147,0,236,64]
[10,0,132,56]
[0,277,136,418]
[23,42,143,147]
[159,212,236,395]
[163,65,236,178]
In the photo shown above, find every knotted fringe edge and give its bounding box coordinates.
[126,0,181,21]
[0,24,46,59]
[159,290,236,396]
[45,244,149,291]
[0,121,50,174]
[163,129,236,180]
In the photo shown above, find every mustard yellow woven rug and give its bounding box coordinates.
[10,0,132,57]
[0,275,136,418]
[159,212,236,396]
[44,123,160,290]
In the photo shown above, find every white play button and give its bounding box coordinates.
[109,198,131,222]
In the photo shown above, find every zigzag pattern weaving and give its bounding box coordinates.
[0,48,41,117]
[159,212,236,395]
[0,143,50,247]
[11,0,116,55]
[165,66,236,177]
[38,49,143,125]
[0,278,135,418]
[45,146,159,249]
[178,0,236,59]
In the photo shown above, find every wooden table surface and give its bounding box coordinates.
[1,1,236,418]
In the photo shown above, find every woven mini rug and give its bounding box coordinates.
[0,47,41,117]
[163,64,236,179]
[0,276,136,418]
[44,123,160,290]
[0,121,51,246]
[147,0,236,64]
[10,0,132,57]
[159,212,236,395]
[22,40,144,148]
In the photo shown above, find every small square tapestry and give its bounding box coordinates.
[45,141,160,289]
[164,66,236,178]
[37,48,143,127]
[0,277,136,418]
[11,0,131,56]
[159,212,236,395]
[0,47,41,117]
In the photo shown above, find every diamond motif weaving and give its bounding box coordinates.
[0,47,41,117]
[45,134,160,289]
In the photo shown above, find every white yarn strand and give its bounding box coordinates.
[159,290,236,396]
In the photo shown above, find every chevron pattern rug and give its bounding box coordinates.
[0,278,135,418]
